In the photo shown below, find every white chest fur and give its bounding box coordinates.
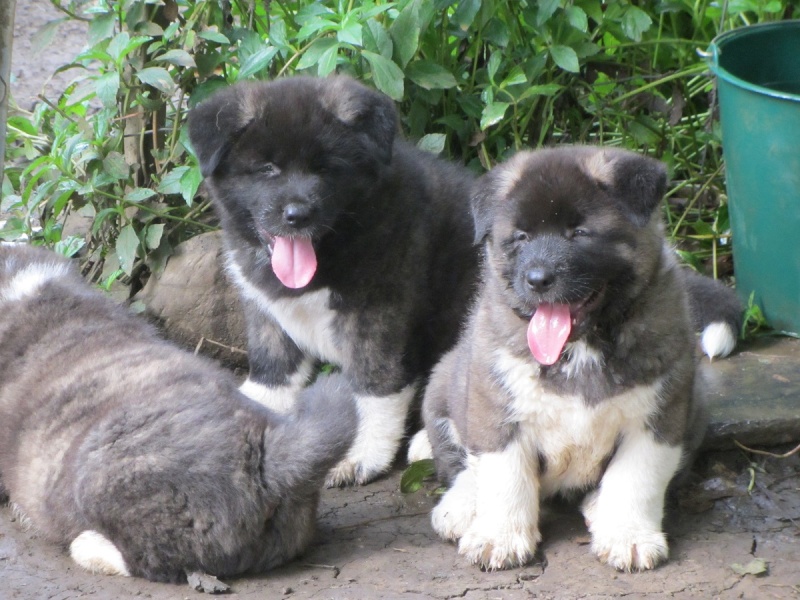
[492,347,662,497]
[226,260,343,363]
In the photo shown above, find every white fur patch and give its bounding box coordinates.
[406,429,433,463]
[227,260,343,364]
[0,261,69,303]
[561,340,604,379]
[701,321,736,359]
[431,466,477,541]
[582,431,682,571]
[327,385,416,487]
[70,530,130,577]
[456,444,541,570]
[238,358,314,414]
[492,345,666,496]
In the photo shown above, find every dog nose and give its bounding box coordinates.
[283,203,314,229]
[525,267,555,292]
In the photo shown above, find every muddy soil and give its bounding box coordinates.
[4,3,800,599]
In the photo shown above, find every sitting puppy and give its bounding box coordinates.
[188,76,479,487]
[0,244,354,587]
[419,147,741,572]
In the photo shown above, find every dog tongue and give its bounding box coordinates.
[271,237,317,289]
[527,303,572,365]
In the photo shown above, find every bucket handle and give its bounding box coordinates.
[698,42,720,70]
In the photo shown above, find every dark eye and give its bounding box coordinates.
[569,227,590,239]
[513,230,530,242]
[260,163,280,177]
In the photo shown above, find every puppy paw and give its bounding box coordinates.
[458,525,540,571]
[431,470,477,540]
[325,458,385,487]
[590,528,668,572]
[406,429,433,463]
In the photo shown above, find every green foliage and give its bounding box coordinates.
[1,0,795,288]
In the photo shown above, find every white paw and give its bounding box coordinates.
[239,379,298,413]
[458,523,540,571]
[582,489,668,571]
[70,531,130,577]
[406,429,433,463]
[431,469,477,541]
[326,386,415,487]
[589,527,668,571]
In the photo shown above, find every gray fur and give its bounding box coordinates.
[425,146,708,487]
[0,244,355,584]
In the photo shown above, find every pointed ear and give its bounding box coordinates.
[471,172,497,244]
[584,149,667,227]
[188,84,258,177]
[321,76,397,165]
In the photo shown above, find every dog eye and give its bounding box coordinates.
[260,163,280,177]
[513,230,530,243]
[569,227,590,239]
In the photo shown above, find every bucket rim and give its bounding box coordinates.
[707,20,800,103]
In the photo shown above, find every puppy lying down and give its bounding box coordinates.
[0,243,354,589]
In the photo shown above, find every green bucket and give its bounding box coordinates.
[707,21,800,335]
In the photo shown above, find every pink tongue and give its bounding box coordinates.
[527,303,572,365]
[271,237,317,289]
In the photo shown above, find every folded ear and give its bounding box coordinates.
[188,84,258,177]
[583,149,667,227]
[320,76,397,165]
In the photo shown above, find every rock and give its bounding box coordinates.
[137,230,248,369]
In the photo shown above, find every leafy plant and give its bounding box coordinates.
[2,0,796,293]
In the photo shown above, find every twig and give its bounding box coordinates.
[734,440,800,459]
[194,336,248,356]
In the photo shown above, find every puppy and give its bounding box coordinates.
[0,244,354,586]
[188,75,479,486]
[419,147,741,572]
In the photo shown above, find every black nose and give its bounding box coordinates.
[525,267,555,292]
[283,203,314,228]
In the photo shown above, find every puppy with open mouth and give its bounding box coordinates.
[419,146,741,572]
[188,75,479,487]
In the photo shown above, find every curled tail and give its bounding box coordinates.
[682,269,743,359]
[260,374,356,496]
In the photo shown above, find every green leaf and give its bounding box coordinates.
[500,65,528,88]
[88,12,115,45]
[179,166,202,206]
[452,0,481,31]
[237,46,279,79]
[157,166,189,196]
[406,61,457,90]
[136,67,175,94]
[565,6,588,32]
[550,45,580,73]
[95,72,120,108]
[480,101,510,130]
[400,459,436,494]
[536,0,560,26]
[198,30,230,44]
[156,49,196,68]
[621,6,652,42]
[417,133,446,155]
[337,15,362,46]
[389,2,420,68]
[516,83,562,102]
[116,224,140,276]
[364,19,393,58]
[54,236,86,258]
[124,187,157,203]
[144,224,165,251]
[32,18,68,54]
[102,151,129,180]
[730,559,768,576]
[317,42,340,77]
[487,52,502,82]
[296,37,339,71]
[362,51,404,101]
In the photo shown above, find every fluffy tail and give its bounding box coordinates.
[260,374,356,496]
[682,269,743,359]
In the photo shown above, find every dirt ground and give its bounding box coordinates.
[3,3,800,599]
